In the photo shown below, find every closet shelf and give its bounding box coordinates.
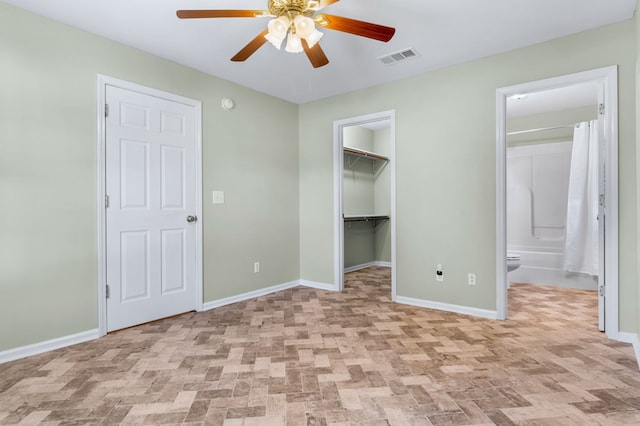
[343,214,390,228]
[343,146,389,165]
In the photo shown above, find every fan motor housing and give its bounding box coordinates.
[268,0,313,17]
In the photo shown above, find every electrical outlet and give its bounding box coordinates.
[254,262,260,273]
[436,264,444,282]
[468,273,476,286]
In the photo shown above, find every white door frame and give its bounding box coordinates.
[333,110,397,299]
[496,66,619,338]
[96,75,203,337]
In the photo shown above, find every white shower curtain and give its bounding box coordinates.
[563,120,599,276]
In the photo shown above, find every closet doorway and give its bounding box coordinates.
[496,67,619,338]
[333,111,396,299]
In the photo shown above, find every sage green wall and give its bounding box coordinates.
[635,9,640,341]
[0,3,299,352]
[2,2,638,355]
[299,20,637,331]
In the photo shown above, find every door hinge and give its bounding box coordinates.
[599,285,605,297]
[599,193,605,207]
[106,284,110,299]
[105,104,109,118]
[105,194,110,208]
[598,103,605,115]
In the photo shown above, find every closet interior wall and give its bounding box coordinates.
[343,126,391,270]
[343,126,391,271]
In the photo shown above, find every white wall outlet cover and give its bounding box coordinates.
[468,273,477,285]
[221,98,235,111]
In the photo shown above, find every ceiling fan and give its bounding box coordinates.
[176,0,396,68]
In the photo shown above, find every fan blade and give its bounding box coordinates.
[322,0,341,7]
[302,40,329,68]
[315,14,395,42]
[176,10,266,19]
[231,29,269,62]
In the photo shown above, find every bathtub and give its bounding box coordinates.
[507,249,597,290]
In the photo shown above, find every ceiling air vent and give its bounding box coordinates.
[378,48,419,65]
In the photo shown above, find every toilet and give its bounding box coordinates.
[507,252,521,272]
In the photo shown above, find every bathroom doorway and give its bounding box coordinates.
[506,83,599,321]
[496,67,619,338]
[333,110,397,299]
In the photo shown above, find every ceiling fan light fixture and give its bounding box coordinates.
[285,33,304,53]
[313,15,330,27]
[176,1,396,67]
[305,29,323,47]
[293,15,315,38]
[265,32,285,49]
[266,15,290,49]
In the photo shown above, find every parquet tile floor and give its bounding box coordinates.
[1,267,639,425]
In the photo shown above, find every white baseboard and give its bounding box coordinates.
[617,332,640,369]
[344,261,392,273]
[202,280,301,311]
[0,329,100,364]
[299,280,336,291]
[396,296,498,320]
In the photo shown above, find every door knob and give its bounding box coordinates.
[186,215,197,223]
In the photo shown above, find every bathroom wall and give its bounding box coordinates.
[507,106,598,289]
[507,141,572,251]
[506,141,584,288]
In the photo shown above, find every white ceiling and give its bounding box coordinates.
[507,82,599,117]
[3,0,636,104]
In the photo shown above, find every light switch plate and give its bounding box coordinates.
[212,191,225,204]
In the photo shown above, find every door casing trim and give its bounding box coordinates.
[495,66,619,338]
[96,75,203,336]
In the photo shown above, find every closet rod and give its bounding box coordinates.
[507,124,575,136]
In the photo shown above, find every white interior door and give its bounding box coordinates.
[597,83,606,332]
[106,85,197,332]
